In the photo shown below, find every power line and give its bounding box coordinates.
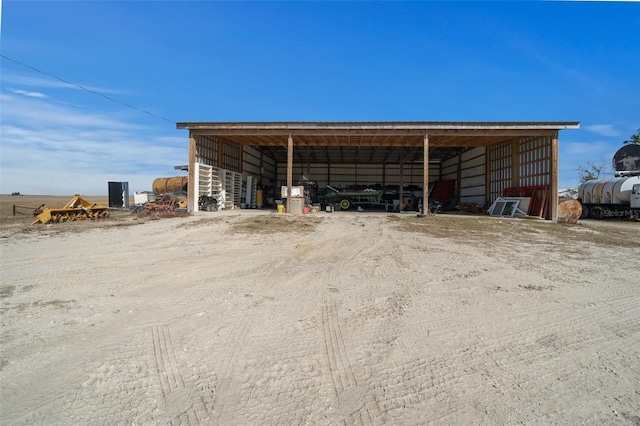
[0,54,175,124]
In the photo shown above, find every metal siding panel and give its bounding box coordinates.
[460,185,486,196]
[460,195,486,204]
[442,165,457,174]
[462,154,485,168]
[462,174,486,186]
[461,164,485,178]
[517,136,550,188]
[441,171,457,181]
[243,163,260,175]
[461,146,486,162]
[385,165,401,177]
[242,146,261,167]
[442,157,458,169]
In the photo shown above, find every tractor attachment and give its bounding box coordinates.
[32,195,110,225]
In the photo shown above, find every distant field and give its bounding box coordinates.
[0,195,111,226]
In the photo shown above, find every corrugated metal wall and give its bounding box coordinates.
[488,136,551,201]
[489,143,513,201]
[275,163,439,189]
[241,146,277,183]
[441,147,487,205]
[221,143,240,172]
[194,135,244,173]
[460,148,487,204]
[242,146,261,176]
[194,135,219,166]
[194,136,553,208]
[517,136,550,187]
[195,138,279,191]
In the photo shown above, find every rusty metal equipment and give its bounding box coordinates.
[32,195,110,225]
[136,194,186,217]
[152,176,188,196]
[152,176,188,209]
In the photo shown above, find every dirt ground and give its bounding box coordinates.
[1,196,639,425]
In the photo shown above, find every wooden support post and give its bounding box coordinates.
[287,133,293,214]
[456,152,462,200]
[259,149,264,183]
[188,133,196,213]
[550,132,559,222]
[382,163,386,186]
[486,146,492,202]
[511,140,519,188]
[218,139,224,168]
[399,148,405,210]
[423,133,429,215]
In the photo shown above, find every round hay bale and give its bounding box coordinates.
[557,199,582,224]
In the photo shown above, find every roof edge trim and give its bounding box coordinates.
[176,121,580,131]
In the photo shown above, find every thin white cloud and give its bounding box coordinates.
[0,93,152,131]
[1,71,126,95]
[584,124,621,138]
[8,88,48,98]
[1,125,186,195]
[562,140,611,157]
[0,92,185,195]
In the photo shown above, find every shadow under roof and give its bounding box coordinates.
[176,121,580,164]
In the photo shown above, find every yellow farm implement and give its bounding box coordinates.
[32,195,110,225]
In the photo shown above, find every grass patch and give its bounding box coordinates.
[177,217,226,229]
[36,299,77,309]
[0,285,15,298]
[388,214,640,249]
[520,284,554,291]
[8,299,77,313]
[229,214,323,235]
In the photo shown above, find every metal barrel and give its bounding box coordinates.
[152,176,188,195]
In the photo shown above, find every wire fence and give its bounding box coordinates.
[12,204,39,216]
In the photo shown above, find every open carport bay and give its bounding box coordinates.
[178,122,579,221]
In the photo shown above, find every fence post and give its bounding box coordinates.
[13,204,16,216]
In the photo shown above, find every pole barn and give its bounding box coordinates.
[176,122,579,221]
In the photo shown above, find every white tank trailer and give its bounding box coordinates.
[578,176,640,219]
[578,144,640,220]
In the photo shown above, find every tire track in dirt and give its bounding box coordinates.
[203,265,326,421]
[204,304,257,422]
[350,231,640,423]
[182,251,308,345]
[203,222,350,423]
[317,218,386,425]
[197,219,370,423]
[5,326,152,425]
[400,302,637,383]
[205,218,388,423]
[146,325,210,424]
[187,216,364,331]
[379,294,640,422]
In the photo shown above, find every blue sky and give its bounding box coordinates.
[1,1,638,195]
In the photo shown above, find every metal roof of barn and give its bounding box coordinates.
[176,121,579,163]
